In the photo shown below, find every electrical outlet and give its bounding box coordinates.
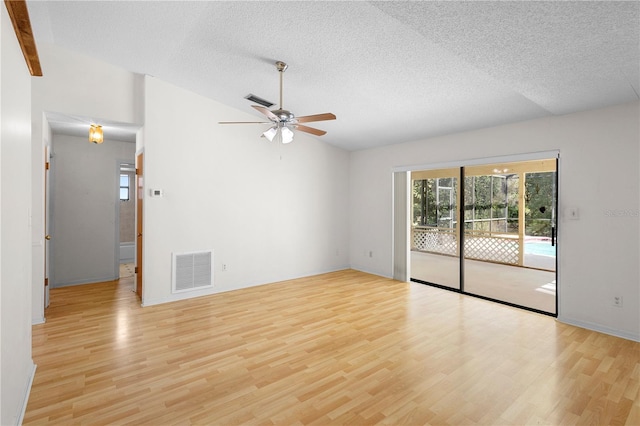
[222,264,227,272]
[613,295,623,307]
[369,251,373,258]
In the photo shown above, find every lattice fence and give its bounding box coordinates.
[412,227,520,265]
[464,235,519,265]
[412,227,457,256]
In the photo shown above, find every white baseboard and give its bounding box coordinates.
[142,265,352,307]
[351,266,393,279]
[557,316,640,342]
[17,362,37,425]
[32,316,45,325]
[142,285,218,307]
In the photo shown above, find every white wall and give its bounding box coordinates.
[31,44,143,317]
[1,5,36,424]
[50,135,135,286]
[142,76,350,305]
[350,101,640,341]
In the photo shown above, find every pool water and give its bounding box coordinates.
[525,241,556,257]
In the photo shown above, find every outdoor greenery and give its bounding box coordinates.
[463,175,509,232]
[412,178,456,227]
[524,172,555,236]
[413,171,555,237]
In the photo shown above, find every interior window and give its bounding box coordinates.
[120,174,129,201]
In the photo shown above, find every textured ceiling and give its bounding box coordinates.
[28,1,639,151]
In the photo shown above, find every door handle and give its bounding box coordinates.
[45,235,51,240]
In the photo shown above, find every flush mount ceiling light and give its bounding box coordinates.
[89,124,103,144]
[219,61,336,144]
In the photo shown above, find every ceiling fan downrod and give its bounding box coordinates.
[276,61,288,110]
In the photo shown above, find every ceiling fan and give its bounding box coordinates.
[219,61,336,144]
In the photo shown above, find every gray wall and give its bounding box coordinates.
[51,134,135,286]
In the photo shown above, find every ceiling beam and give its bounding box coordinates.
[4,0,42,76]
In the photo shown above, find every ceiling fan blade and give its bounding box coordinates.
[218,121,271,124]
[296,113,336,123]
[252,105,278,121]
[296,124,327,136]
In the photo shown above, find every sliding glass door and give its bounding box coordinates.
[410,158,558,315]
[463,159,557,314]
[410,168,460,290]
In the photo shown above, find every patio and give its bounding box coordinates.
[411,250,556,314]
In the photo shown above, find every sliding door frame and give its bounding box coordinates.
[554,157,559,316]
[393,150,560,317]
[459,167,466,293]
[392,171,410,282]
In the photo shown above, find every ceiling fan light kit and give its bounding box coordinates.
[262,123,294,144]
[219,61,336,144]
[89,124,104,144]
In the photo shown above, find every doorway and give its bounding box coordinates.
[135,151,143,299]
[39,112,140,324]
[118,162,136,285]
[409,157,558,315]
[46,123,137,289]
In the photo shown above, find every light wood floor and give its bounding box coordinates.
[25,270,639,425]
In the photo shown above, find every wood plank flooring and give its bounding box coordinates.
[24,270,639,425]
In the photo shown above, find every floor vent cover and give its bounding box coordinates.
[172,250,213,293]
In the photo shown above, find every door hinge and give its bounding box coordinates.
[44,278,49,287]
[45,162,50,170]
[135,266,138,274]
[135,168,140,175]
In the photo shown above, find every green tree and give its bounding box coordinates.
[524,172,555,236]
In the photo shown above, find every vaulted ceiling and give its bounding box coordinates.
[28,1,639,151]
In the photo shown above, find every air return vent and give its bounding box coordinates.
[244,93,274,108]
[172,250,213,293]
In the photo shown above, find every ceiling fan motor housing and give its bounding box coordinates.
[272,109,295,123]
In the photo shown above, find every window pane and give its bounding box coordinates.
[412,180,425,226]
[492,176,507,219]
[120,188,129,200]
[525,172,554,236]
[426,179,437,225]
[439,177,452,187]
[120,174,129,187]
[474,176,491,220]
[411,169,460,291]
